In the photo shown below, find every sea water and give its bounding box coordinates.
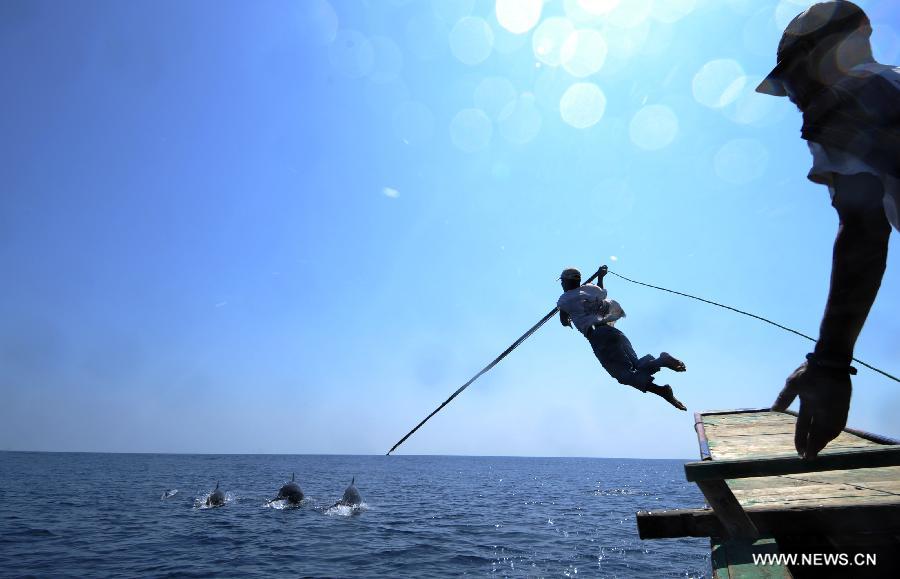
[0,453,710,577]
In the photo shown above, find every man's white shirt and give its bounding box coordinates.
[557,284,625,335]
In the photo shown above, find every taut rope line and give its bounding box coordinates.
[386,268,897,455]
[607,269,897,383]
[385,271,601,455]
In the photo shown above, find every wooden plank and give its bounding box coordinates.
[707,434,878,453]
[726,472,900,495]
[705,420,793,428]
[711,445,879,453]
[698,479,760,539]
[704,425,794,436]
[722,538,790,579]
[732,484,897,507]
[727,476,810,492]
[723,469,900,496]
[637,508,722,539]
[708,432,876,446]
[730,481,890,499]
[685,446,900,482]
[709,442,877,456]
[858,479,900,493]
[702,412,792,424]
[711,538,730,579]
[637,503,900,539]
[696,411,712,460]
[700,408,774,417]
[781,409,900,445]
[704,419,792,430]
[762,466,900,485]
[740,494,900,510]
[708,432,878,447]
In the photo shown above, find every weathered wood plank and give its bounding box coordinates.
[700,408,776,417]
[696,411,712,461]
[685,446,900,482]
[637,502,900,539]
[724,467,900,494]
[703,415,793,426]
[766,466,900,484]
[697,479,760,539]
[637,508,723,539]
[708,437,877,456]
[709,444,876,462]
[709,435,876,448]
[857,479,900,494]
[726,476,809,492]
[780,409,900,445]
[704,423,795,435]
[710,450,872,462]
[711,538,730,579]
[708,434,875,447]
[740,494,900,510]
[731,482,887,500]
[722,538,791,579]
[732,483,896,506]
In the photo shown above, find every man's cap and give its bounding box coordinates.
[756,1,870,96]
[559,267,581,281]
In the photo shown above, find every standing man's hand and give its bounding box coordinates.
[772,358,852,459]
[771,174,887,461]
[597,265,608,278]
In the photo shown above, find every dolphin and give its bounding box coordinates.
[332,477,362,508]
[274,473,304,505]
[206,482,226,507]
[161,489,178,499]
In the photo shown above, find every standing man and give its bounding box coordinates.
[557,266,688,411]
[756,1,897,458]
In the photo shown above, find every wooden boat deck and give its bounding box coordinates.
[699,410,900,512]
[636,408,900,578]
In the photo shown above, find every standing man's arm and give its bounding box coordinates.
[816,174,891,366]
[774,173,892,458]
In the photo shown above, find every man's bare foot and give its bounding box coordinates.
[659,385,687,411]
[658,352,686,372]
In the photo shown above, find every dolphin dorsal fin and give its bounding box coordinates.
[215,481,219,490]
[292,472,295,482]
[351,476,355,486]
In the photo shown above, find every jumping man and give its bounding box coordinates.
[557,265,688,411]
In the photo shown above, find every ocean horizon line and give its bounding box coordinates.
[0,449,693,461]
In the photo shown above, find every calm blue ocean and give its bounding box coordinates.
[0,453,710,577]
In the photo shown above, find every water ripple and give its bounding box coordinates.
[0,453,709,577]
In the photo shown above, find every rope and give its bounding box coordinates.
[386,266,898,455]
[386,270,601,455]
[607,269,898,383]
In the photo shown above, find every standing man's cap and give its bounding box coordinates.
[756,1,870,96]
[559,267,581,281]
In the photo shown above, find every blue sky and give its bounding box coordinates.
[1,0,897,457]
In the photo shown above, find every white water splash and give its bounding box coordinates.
[263,497,309,510]
[193,491,235,510]
[324,502,368,517]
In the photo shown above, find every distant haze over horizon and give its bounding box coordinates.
[0,449,699,461]
[2,0,898,457]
